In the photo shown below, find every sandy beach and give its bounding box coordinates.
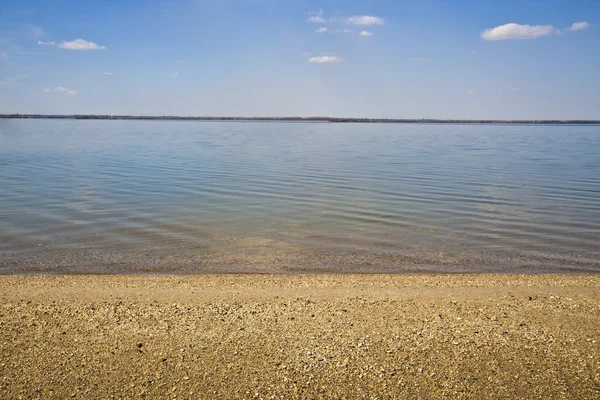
[1,274,598,399]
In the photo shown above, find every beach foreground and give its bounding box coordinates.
[1,275,598,399]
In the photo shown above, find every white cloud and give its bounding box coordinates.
[481,23,557,40]
[169,72,178,78]
[330,29,353,34]
[346,16,384,26]
[0,52,7,57]
[359,30,373,37]
[307,9,326,23]
[37,41,56,46]
[104,72,112,76]
[308,16,326,23]
[308,56,342,64]
[468,89,476,93]
[44,86,77,95]
[58,39,106,50]
[315,27,328,33]
[568,22,590,31]
[56,87,77,94]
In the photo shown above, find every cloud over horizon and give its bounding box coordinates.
[59,39,106,50]
[481,21,590,40]
[346,16,384,26]
[39,39,106,50]
[359,30,373,37]
[481,23,557,40]
[568,22,591,31]
[308,56,342,64]
[307,9,326,23]
[315,27,328,33]
[44,86,77,95]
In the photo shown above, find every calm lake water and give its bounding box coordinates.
[1,119,599,273]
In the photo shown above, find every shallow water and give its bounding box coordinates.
[0,119,599,273]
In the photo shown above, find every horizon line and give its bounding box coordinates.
[1,114,600,125]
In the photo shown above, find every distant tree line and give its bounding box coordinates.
[1,114,599,124]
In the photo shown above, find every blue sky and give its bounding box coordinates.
[0,0,598,119]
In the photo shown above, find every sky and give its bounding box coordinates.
[0,0,599,119]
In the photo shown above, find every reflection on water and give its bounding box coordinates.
[0,119,599,273]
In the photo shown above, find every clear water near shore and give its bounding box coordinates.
[0,119,599,273]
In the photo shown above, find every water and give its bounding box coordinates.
[1,119,599,273]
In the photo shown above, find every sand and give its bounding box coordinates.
[0,274,598,399]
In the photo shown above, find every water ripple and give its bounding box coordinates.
[1,120,599,273]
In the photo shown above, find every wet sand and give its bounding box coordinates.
[1,274,599,399]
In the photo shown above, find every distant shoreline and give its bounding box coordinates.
[1,114,599,124]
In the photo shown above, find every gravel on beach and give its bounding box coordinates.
[0,274,599,399]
